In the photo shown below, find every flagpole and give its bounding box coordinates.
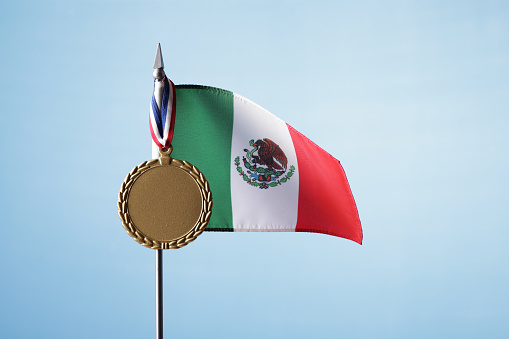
[153,43,166,339]
[152,44,166,339]
[156,249,163,339]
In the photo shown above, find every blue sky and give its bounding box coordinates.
[1,1,508,338]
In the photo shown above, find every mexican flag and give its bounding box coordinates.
[152,85,362,244]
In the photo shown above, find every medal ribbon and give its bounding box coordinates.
[149,77,176,149]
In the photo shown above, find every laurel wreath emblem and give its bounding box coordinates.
[234,138,295,189]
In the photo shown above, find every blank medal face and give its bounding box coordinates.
[127,165,203,241]
[118,155,212,249]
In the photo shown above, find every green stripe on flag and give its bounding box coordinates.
[171,85,234,231]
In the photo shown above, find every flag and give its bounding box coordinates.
[152,85,362,244]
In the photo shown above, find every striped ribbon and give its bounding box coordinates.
[149,77,176,149]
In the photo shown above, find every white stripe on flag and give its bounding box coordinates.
[231,93,300,231]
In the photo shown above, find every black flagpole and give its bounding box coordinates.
[156,249,163,339]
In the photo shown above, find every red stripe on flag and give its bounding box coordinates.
[287,124,363,244]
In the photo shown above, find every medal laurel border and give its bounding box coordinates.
[118,157,213,250]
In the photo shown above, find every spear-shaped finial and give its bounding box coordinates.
[153,43,165,80]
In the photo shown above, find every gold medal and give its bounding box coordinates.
[118,147,212,249]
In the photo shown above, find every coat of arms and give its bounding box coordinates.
[234,138,295,189]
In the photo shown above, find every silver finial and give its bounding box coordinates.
[153,43,165,80]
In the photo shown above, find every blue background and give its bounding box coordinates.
[1,1,508,338]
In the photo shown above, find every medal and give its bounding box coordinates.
[118,48,212,249]
[118,147,212,249]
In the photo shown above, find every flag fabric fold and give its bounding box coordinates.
[152,85,363,244]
